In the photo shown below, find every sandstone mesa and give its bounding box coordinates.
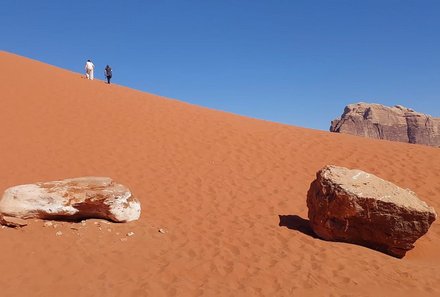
[330,102,440,147]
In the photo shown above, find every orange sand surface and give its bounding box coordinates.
[0,51,439,297]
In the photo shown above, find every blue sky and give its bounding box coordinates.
[1,0,439,130]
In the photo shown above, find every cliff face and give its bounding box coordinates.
[330,103,440,147]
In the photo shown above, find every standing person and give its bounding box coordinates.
[85,59,95,80]
[104,65,112,84]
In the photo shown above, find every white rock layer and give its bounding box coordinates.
[0,177,141,223]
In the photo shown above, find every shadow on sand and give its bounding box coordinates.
[278,215,402,257]
[278,215,319,239]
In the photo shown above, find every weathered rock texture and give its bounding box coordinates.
[0,214,28,228]
[330,103,440,147]
[0,177,141,223]
[307,165,437,258]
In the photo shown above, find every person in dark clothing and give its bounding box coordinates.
[104,65,112,84]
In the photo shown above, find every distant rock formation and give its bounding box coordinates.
[330,103,440,147]
[307,165,437,258]
[0,177,141,224]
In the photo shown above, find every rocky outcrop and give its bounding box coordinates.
[307,165,437,258]
[330,103,440,147]
[0,214,28,227]
[0,177,141,224]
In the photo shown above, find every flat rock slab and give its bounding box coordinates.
[0,214,28,227]
[0,177,141,223]
[307,165,437,258]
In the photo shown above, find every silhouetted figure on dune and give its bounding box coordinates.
[105,65,112,84]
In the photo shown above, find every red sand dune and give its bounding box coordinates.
[0,51,439,297]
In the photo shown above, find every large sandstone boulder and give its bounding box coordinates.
[330,103,440,147]
[307,165,437,258]
[0,177,141,223]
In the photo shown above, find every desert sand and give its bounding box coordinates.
[0,50,439,297]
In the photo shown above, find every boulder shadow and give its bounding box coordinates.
[278,215,319,239]
[279,215,408,258]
